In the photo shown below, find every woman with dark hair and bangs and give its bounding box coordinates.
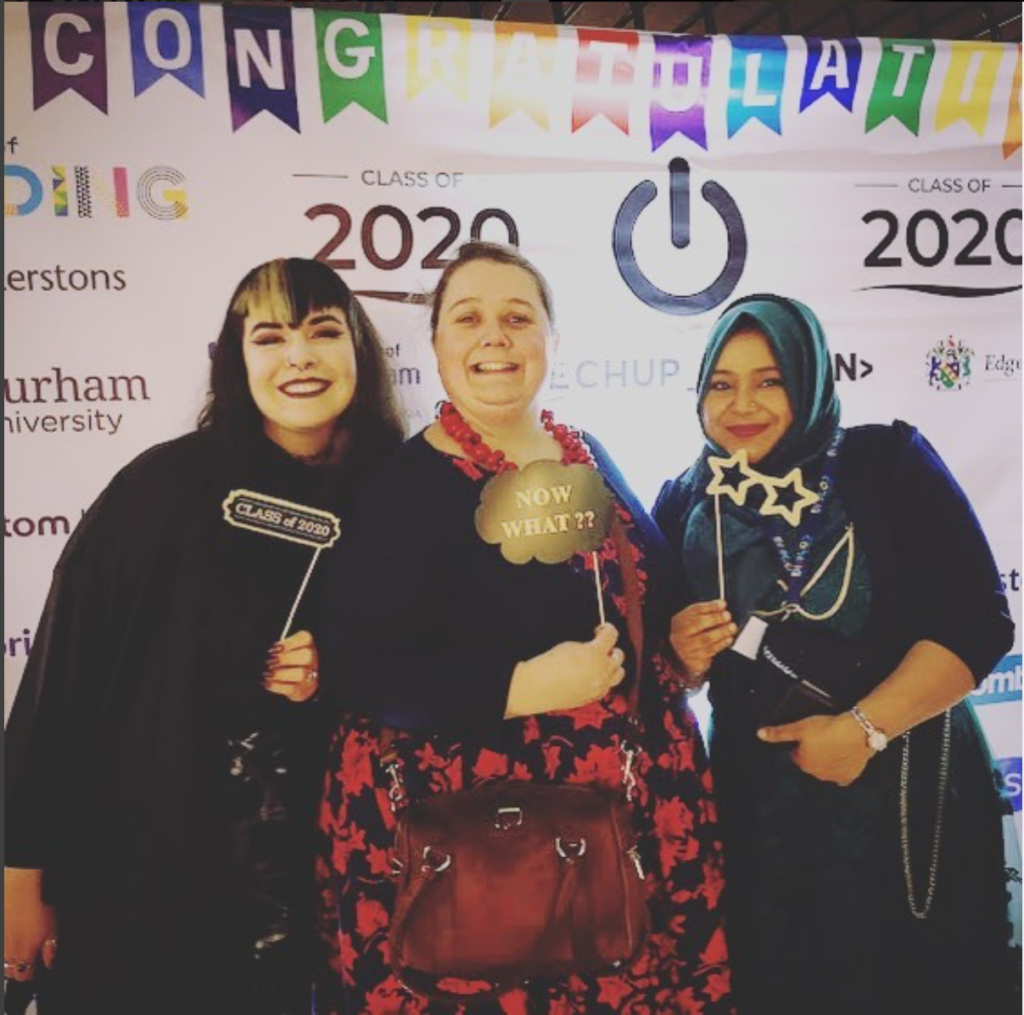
[4,258,404,1015]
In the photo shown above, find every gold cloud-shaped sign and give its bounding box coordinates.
[474,462,614,565]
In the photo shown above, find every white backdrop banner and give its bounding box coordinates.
[4,4,1021,841]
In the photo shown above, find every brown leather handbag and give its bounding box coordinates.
[388,780,648,999]
[384,520,650,1002]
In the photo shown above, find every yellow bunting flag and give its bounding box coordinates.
[1004,45,1022,159]
[491,24,557,129]
[936,42,1004,136]
[407,16,471,101]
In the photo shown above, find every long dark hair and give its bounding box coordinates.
[429,241,556,338]
[198,257,404,478]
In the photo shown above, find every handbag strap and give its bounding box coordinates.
[609,514,645,722]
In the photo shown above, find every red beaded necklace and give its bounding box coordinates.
[438,401,594,473]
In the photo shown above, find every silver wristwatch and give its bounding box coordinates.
[850,705,889,752]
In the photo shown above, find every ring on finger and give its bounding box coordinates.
[304,668,319,685]
[4,960,34,975]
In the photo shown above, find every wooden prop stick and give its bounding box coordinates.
[592,550,607,627]
[714,492,726,603]
[280,547,323,641]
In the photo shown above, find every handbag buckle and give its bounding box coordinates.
[627,845,646,880]
[620,743,638,802]
[555,836,587,863]
[494,806,524,831]
[421,845,452,874]
[384,761,407,812]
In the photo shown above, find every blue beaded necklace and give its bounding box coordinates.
[762,428,845,608]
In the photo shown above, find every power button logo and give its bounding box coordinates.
[613,158,747,316]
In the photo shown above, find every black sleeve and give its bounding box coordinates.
[4,474,127,868]
[317,453,516,734]
[889,421,1014,683]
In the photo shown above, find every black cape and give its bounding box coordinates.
[5,428,338,1015]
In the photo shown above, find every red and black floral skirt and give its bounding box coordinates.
[314,657,733,1015]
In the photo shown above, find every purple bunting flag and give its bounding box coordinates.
[224,4,300,132]
[651,36,712,151]
[29,3,108,113]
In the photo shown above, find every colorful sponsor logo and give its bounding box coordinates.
[972,655,1022,706]
[996,757,1022,813]
[927,336,974,391]
[5,164,187,220]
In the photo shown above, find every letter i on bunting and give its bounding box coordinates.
[475,463,615,624]
[223,491,341,639]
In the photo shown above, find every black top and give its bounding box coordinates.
[318,431,678,734]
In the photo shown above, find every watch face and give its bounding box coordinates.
[868,730,888,751]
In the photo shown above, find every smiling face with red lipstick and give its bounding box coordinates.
[242,304,357,458]
[701,327,794,465]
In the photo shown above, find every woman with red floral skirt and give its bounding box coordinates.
[314,242,732,1015]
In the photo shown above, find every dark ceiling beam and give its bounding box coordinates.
[429,2,445,16]
[925,1,988,32]
[775,2,792,34]
[736,4,778,33]
[857,3,919,35]
[914,2,931,36]
[798,1,852,35]
[564,3,587,24]
[494,2,516,19]
[550,2,567,24]
[979,3,1003,41]
[974,8,1021,40]
[468,1,482,18]
[675,2,720,36]
[631,2,650,31]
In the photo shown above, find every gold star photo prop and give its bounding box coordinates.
[760,469,821,528]
[706,449,761,507]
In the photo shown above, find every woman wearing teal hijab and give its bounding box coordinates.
[655,294,1017,1015]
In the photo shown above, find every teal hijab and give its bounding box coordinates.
[695,294,841,476]
[681,295,864,627]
